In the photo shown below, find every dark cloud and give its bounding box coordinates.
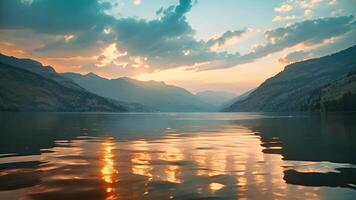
[112,0,248,71]
[114,0,220,69]
[33,26,115,57]
[0,0,114,34]
[0,0,116,58]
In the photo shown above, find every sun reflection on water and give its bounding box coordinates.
[1,121,353,200]
[64,131,331,199]
[209,182,225,191]
[101,140,118,200]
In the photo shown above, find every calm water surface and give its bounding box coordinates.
[0,112,355,200]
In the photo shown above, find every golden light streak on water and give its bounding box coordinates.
[209,182,225,191]
[101,140,118,200]
[165,165,182,183]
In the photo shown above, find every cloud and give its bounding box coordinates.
[0,0,355,76]
[331,9,345,16]
[197,15,356,70]
[304,9,313,16]
[293,0,322,18]
[32,27,116,57]
[207,29,248,49]
[297,0,322,9]
[112,0,238,70]
[0,0,114,34]
[262,15,355,48]
[0,0,116,58]
[279,28,356,64]
[328,0,337,5]
[279,50,312,63]
[79,61,151,77]
[272,15,298,22]
[0,0,249,74]
[274,3,293,13]
[114,0,195,58]
[133,0,141,5]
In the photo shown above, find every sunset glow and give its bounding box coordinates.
[1,0,354,94]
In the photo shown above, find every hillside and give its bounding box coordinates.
[0,54,151,112]
[303,71,356,111]
[226,45,356,112]
[0,63,129,112]
[62,73,213,112]
[0,54,82,91]
[220,89,255,110]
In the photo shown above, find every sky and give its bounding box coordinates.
[0,0,355,94]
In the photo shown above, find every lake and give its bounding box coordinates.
[0,112,355,200]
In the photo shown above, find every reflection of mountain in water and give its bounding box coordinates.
[284,168,356,189]
[238,113,356,164]
[237,113,356,190]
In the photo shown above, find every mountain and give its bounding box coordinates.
[220,89,255,110]
[302,71,356,111]
[226,45,356,112]
[0,54,147,112]
[62,73,213,112]
[0,54,82,91]
[195,90,235,107]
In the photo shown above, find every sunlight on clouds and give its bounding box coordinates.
[183,50,190,56]
[129,56,148,68]
[96,43,127,67]
[274,3,293,13]
[328,0,337,5]
[208,28,250,51]
[103,27,112,34]
[298,0,322,9]
[64,34,74,41]
[272,15,298,22]
[0,42,26,56]
[210,35,244,51]
[279,36,337,64]
[304,9,313,17]
[133,0,141,5]
[273,0,328,23]
[135,52,286,94]
[0,0,354,93]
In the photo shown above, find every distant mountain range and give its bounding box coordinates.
[0,54,147,112]
[195,90,235,107]
[220,89,255,110]
[62,72,214,112]
[0,53,232,112]
[226,45,356,112]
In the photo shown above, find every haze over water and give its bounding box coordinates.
[0,112,355,200]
